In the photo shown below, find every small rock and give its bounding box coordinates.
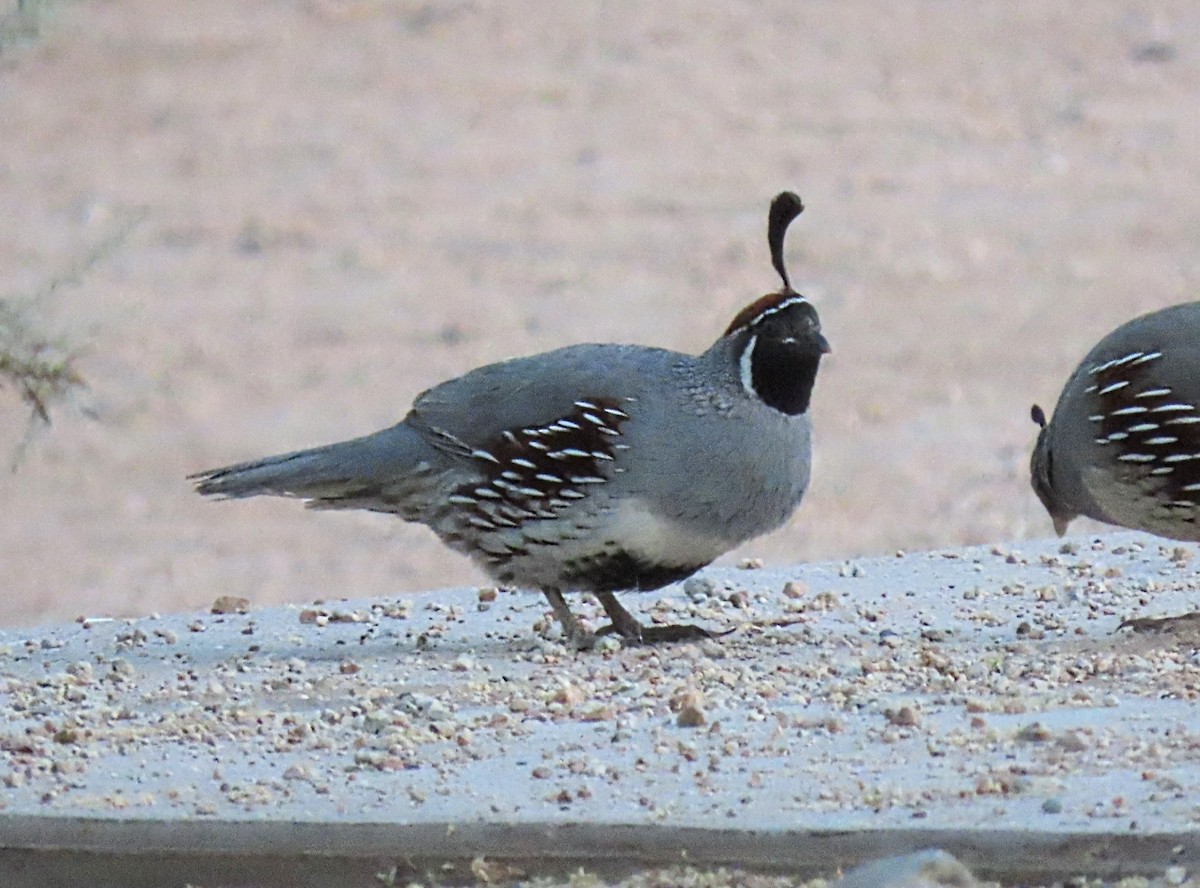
[283,764,311,781]
[833,849,981,888]
[782,581,808,599]
[885,706,920,728]
[673,688,708,727]
[1016,722,1052,743]
[1057,731,1089,752]
[552,683,585,706]
[1042,797,1063,814]
[211,596,250,615]
[683,577,717,601]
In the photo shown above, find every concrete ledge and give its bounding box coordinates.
[1,532,1198,885]
[0,819,1196,887]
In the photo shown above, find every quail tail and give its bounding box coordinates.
[190,423,426,504]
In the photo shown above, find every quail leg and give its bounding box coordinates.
[593,590,719,645]
[542,589,596,650]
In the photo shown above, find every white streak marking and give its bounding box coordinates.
[1153,403,1197,413]
[739,333,757,396]
[1089,352,1144,374]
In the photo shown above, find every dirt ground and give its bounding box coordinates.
[2,0,1200,626]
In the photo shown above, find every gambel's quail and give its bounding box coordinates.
[1031,302,1200,627]
[193,192,829,648]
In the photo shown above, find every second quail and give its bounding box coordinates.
[1031,302,1200,628]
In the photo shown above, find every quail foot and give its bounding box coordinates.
[1031,301,1200,630]
[193,192,830,649]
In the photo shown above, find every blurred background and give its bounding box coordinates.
[2,0,1199,625]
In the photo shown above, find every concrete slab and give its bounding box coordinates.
[1,532,1199,886]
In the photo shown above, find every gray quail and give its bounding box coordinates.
[192,192,829,649]
[1031,302,1200,628]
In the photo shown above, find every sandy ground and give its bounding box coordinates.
[3,1,1200,625]
[2,535,1199,887]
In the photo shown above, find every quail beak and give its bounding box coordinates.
[1052,514,1072,537]
[815,332,832,355]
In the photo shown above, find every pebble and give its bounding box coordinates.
[682,577,718,601]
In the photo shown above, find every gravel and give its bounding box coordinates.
[0,532,1198,886]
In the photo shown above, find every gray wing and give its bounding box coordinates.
[408,343,672,452]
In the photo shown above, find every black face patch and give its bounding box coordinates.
[750,335,823,416]
[729,293,828,417]
[446,396,632,533]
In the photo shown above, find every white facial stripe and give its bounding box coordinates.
[752,295,808,324]
[739,333,758,395]
[728,295,811,336]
